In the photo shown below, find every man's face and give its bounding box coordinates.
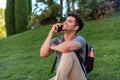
[63,16,77,32]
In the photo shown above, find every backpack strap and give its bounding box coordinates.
[51,56,57,73]
[75,43,89,79]
[76,51,88,78]
[85,43,88,65]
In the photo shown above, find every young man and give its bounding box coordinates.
[40,12,87,80]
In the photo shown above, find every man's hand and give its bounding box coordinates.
[50,23,63,35]
[40,23,62,57]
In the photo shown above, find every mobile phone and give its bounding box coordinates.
[57,25,63,32]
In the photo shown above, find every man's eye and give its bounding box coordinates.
[68,20,72,23]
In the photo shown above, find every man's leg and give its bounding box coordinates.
[55,52,87,80]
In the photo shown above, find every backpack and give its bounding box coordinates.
[76,43,94,74]
[51,37,94,76]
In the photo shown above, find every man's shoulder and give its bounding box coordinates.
[74,35,86,47]
[75,35,86,41]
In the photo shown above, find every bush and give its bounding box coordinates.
[0,25,6,39]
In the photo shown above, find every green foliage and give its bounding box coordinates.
[77,0,108,20]
[115,0,120,11]
[38,3,60,24]
[5,0,32,36]
[0,8,6,38]
[15,0,29,33]
[40,10,52,21]
[34,0,119,22]
[5,0,15,36]
[28,0,32,15]
[66,0,71,16]
[0,25,6,39]
[33,0,63,25]
[0,14,120,80]
[0,8,5,20]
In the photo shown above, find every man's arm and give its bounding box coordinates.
[50,41,82,53]
[40,23,62,57]
[40,32,54,57]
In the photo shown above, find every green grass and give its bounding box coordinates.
[0,14,120,80]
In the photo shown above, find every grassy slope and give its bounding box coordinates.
[0,14,120,80]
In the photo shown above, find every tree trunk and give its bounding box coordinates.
[72,2,75,12]
[66,0,71,16]
[60,0,63,17]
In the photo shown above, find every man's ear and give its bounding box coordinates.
[74,25,79,31]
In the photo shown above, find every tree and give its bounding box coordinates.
[33,0,61,24]
[115,0,120,11]
[66,0,71,16]
[5,0,15,36]
[15,0,30,33]
[28,0,32,15]
[0,8,6,38]
[71,0,75,12]
[5,0,32,36]
[76,0,110,20]
[60,0,63,18]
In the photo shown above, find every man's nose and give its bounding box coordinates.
[63,21,65,24]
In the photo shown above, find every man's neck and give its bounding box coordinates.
[64,32,76,41]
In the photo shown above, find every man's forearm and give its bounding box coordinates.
[40,23,68,56]
[40,32,54,57]
[50,41,71,53]
[50,41,82,53]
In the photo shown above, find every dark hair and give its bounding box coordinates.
[68,12,84,33]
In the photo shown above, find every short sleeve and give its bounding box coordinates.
[73,36,86,62]
[73,36,86,47]
[51,37,58,44]
[51,36,64,45]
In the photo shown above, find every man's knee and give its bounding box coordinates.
[61,52,77,60]
[62,52,75,55]
[62,52,75,57]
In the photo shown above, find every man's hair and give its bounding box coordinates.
[68,12,84,33]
